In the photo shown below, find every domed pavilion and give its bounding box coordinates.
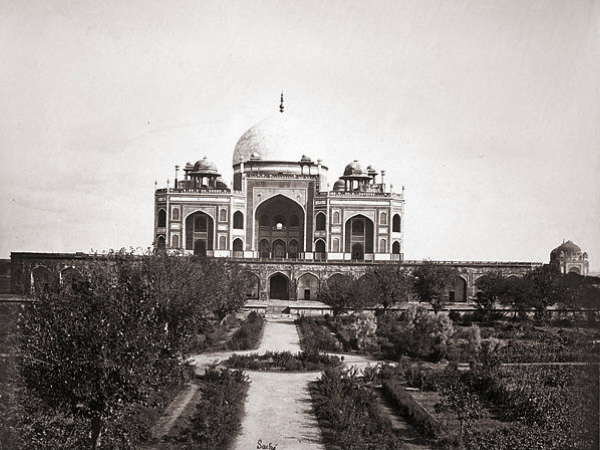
[549,240,589,275]
[154,95,405,299]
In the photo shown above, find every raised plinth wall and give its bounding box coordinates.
[10,252,541,304]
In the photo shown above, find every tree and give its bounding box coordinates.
[412,262,457,313]
[498,276,529,318]
[474,271,505,321]
[17,251,250,449]
[319,274,356,316]
[370,265,412,311]
[522,265,559,321]
[435,373,483,449]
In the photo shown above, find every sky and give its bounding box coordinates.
[1,0,598,270]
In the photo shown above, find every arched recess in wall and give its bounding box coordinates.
[448,275,467,302]
[315,212,326,231]
[233,211,244,229]
[172,234,180,249]
[332,238,340,252]
[379,238,387,253]
[32,266,53,293]
[156,236,166,252]
[233,238,244,253]
[392,241,401,254]
[289,239,299,258]
[60,267,82,287]
[185,211,214,254]
[158,209,167,227]
[392,214,401,232]
[297,272,319,300]
[269,272,290,300]
[219,235,227,250]
[243,271,260,299]
[344,214,374,257]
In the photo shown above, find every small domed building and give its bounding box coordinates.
[549,240,589,275]
[154,97,405,264]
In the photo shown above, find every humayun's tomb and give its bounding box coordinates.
[5,96,590,303]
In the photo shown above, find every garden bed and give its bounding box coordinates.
[225,350,340,371]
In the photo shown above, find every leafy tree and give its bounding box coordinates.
[497,276,528,318]
[17,251,250,449]
[370,265,412,311]
[319,274,357,316]
[554,272,600,330]
[435,372,483,449]
[522,265,559,321]
[474,271,505,321]
[413,262,457,313]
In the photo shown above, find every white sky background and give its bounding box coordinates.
[1,0,598,269]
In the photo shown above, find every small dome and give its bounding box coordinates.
[184,162,194,171]
[193,156,218,172]
[215,177,228,189]
[343,160,363,176]
[333,179,345,191]
[551,240,582,257]
[301,154,312,162]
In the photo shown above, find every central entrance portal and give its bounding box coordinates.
[269,273,290,300]
[256,195,305,259]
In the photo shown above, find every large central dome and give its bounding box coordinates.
[232,112,314,166]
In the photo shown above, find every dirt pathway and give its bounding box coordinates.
[232,371,325,450]
[231,318,325,450]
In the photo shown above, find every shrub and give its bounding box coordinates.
[311,367,404,450]
[225,351,340,371]
[377,305,455,362]
[174,368,249,449]
[226,311,265,351]
[295,316,341,352]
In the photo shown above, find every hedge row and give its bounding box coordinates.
[310,367,404,450]
[226,311,265,350]
[381,377,445,438]
[174,368,249,449]
[225,350,340,371]
[295,316,341,352]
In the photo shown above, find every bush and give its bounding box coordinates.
[377,305,455,362]
[295,316,341,352]
[174,368,249,449]
[225,351,340,371]
[311,367,405,450]
[226,312,265,350]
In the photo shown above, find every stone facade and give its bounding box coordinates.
[154,104,405,263]
[10,252,539,303]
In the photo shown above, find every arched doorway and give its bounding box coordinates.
[244,271,260,299]
[448,275,467,302]
[272,240,286,258]
[344,215,374,259]
[269,273,289,300]
[233,238,244,257]
[392,241,401,254]
[289,240,299,259]
[255,195,304,259]
[32,266,53,293]
[297,273,319,300]
[194,240,207,256]
[352,243,364,261]
[185,211,214,253]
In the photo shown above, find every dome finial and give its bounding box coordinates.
[279,91,284,113]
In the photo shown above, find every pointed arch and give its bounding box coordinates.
[233,211,244,229]
[157,209,167,227]
[297,272,319,300]
[269,272,290,300]
[315,212,326,231]
[392,214,401,232]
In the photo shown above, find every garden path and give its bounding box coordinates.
[232,318,326,450]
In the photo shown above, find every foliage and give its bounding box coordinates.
[381,375,444,438]
[465,364,599,450]
[369,265,413,310]
[311,367,405,450]
[226,311,265,350]
[175,368,249,449]
[225,350,340,371]
[474,271,506,321]
[17,251,250,449]
[435,371,483,448]
[413,262,457,314]
[318,274,357,316]
[295,316,341,352]
[344,311,378,351]
[377,305,455,362]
